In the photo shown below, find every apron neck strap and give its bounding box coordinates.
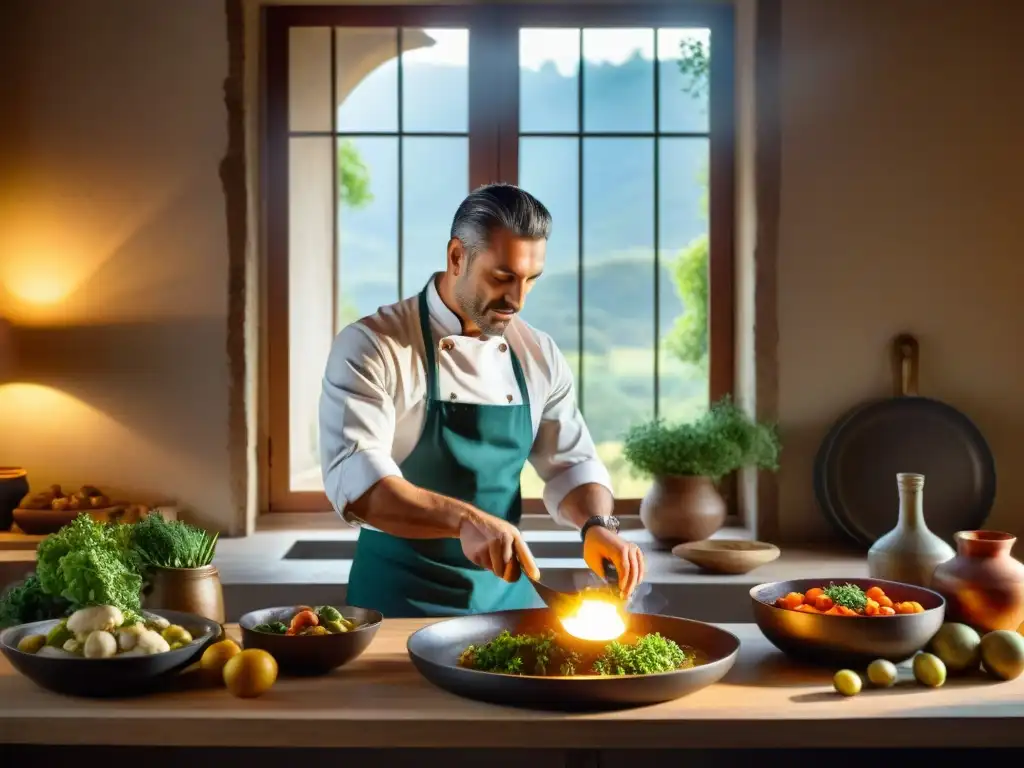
[417,286,440,402]
[417,279,531,407]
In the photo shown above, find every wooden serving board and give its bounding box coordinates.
[11,504,171,535]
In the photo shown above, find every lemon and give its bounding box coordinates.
[912,652,946,688]
[833,669,862,696]
[980,630,1024,681]
[223,648,278,698]
[929,623,981,673]
[866,659,898,687]
[200,639,241,680]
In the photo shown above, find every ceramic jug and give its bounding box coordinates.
[867,473,954,588]
[932,531,1024,632]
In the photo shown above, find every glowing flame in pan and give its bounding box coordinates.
[559,598,626,642]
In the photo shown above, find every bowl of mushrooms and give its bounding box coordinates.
[0,606,222,697]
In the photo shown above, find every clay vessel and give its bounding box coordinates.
[0,467,29,531]
[867,473,954,587]
[639,475,726,544]
[931,531,1024,632]
[145,564,225,624]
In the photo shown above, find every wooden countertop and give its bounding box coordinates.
[2,621,1023,749]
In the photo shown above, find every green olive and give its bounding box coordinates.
[866,659,898,688]
[913,652,947,688]
[45,622,73,648]
[162,625,193,645]
[833,669,862,697]
[324,619,349,634]
[17,634,46,654]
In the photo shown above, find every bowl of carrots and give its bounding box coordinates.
[750,578,945,666]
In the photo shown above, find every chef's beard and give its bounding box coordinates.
[454,274,516,337]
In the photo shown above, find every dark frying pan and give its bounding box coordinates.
[406,608,740,711]
[814,334,996,548]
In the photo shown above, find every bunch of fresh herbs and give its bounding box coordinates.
[622,397,781,482]
[0,514,145,627]
[131,511,218,570]
[0,575,72,629]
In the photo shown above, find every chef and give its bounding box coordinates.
[320,183,646,618]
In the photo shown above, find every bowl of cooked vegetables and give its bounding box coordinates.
[239,604,382,675]
[751,577,945,666]
[0,605,221,697]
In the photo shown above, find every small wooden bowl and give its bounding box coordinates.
[672,539,781,575]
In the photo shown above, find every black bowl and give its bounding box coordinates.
[750,577,945,666]
[0,609,222,697]
[239,605,382,676]
[407,608,741,711]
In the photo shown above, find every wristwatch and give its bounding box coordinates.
[580,514,620,542]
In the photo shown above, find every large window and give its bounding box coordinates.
[265,5,735,515]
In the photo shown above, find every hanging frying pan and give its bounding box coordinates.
[814,334,996,548]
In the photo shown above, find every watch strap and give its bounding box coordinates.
[580,515,619,542]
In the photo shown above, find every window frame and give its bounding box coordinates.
[263,3,736,518]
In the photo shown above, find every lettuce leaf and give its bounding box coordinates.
[35,514,142,611]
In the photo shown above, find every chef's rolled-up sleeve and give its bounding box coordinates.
[319,323,403,526]
[528,338,614,526]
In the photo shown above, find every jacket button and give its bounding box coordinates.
[450,392,458,401]
[507,394,514,403]
[498,343,508,353]
[440,340,454,352]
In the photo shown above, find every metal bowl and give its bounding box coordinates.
[0,609,222,697]
[750,577,945,666]
[239,605,382,676]
[407,608,741,711]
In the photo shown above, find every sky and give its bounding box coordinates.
[403,28,712,77]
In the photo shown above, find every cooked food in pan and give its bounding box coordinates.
[458,629,703,677]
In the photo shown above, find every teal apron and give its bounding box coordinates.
[346,283,541,618]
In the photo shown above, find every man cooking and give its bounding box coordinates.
[319,183,646,618]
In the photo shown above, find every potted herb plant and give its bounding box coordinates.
[622,398,781,543]
[133,512,224,623]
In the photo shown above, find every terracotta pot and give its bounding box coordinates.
[639,475,726,544]
[145,565,225,624]
[0,467,29,532]
[931,531,1024,633]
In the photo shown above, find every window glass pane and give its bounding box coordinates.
[658,28,711,134]
[401,28,468,132]
[658,138,711,422]
[518,137,580,500]
[582,29,654,133]
[289,27,332,132]
[288,137,335,491]
[336,28,398,133]
[582,138,654,499]
[401,137,468,294]
[337,137,399,328]
[519,29,579,133]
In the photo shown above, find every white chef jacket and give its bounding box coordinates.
[319,273,613,528]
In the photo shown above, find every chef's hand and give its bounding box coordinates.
[459,509,540,583]
[583,527,645,599]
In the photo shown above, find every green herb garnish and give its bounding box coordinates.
[253,621,289,635]
[458,630,694,677]
[131,512,218,569]
[592,633,694,675]
[823,582,867,611]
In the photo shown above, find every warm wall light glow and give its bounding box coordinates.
[0,382,95,422]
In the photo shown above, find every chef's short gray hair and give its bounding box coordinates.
[450,183,552,259]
